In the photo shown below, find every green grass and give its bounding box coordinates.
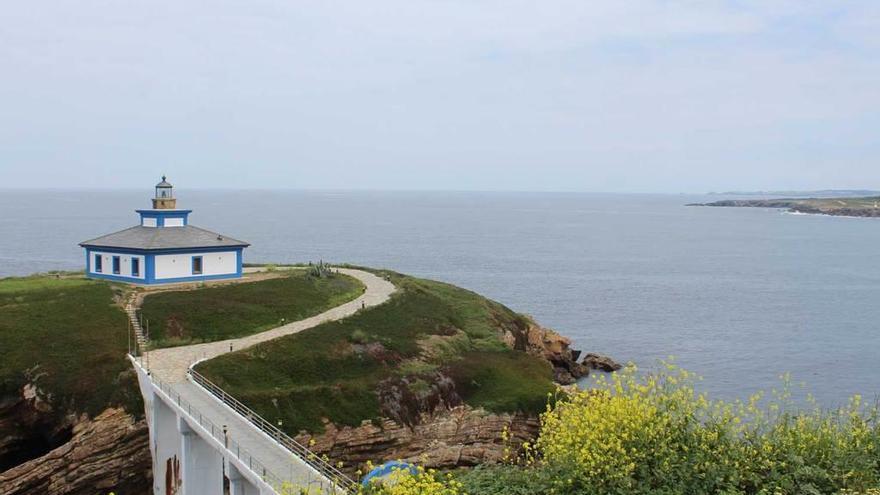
[446,351,554,414]
[0,275,91,294]
[140,271,364,347]
[0,275,140,418]
[196,272,555,434]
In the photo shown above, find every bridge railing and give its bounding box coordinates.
[149,374,290,492]
[188,367,359,494]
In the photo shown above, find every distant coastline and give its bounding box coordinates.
[706,189,880,198]
[689,196,880,218]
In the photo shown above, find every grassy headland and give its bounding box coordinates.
[690,196,880,217]
[0,275,139,417]
[140,270,364,347]
[195,271,555,434]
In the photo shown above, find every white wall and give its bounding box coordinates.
[154,251,237,280]
[90,251,146,279]
[164,217,185,227]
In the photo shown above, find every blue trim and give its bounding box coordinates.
[136,209,192,228]
[87,271,150,284]
[235,248,243,277]
[136,209,193,215]
[148,272,241,285]
[191,255,203,275]
[82,246,245,285]
[78,245,247,255]
[145,253,156,284]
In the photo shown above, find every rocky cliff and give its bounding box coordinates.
[0,383,151,495]
[297,406,540,475]
[296,318,615,474]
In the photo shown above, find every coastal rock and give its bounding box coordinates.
[0,407,151,495]
[582,353,623,372]
[504,320,589,384]
[295,405,538,475]
[0,382,76,473]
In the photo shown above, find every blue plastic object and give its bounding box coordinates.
[361,461,418,487]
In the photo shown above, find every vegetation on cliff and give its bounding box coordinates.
[366,364,880,495]
[0,275,139,417]
[195,271,556,434]
[140,269,364,347]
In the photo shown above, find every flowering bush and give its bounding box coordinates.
[536,363,880,494]
[366,364,880,494]
[361,465,465,495]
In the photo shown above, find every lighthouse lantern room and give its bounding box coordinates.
[79,176,249,285]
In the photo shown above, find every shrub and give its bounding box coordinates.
[349,328,369,344]
[536,364,880,495]
[399,364,880,495]
[361,466,465,495]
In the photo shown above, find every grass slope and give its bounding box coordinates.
[0,275,139,417]
[140,270,364,347]
[196,271,555,434]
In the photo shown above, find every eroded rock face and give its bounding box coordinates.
[503,320,589,385]
[0,407,151,495]
[0,390,75,473]
[377,372,462,428]
[296,405,539,475]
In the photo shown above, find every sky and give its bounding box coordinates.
[1,1,879,192]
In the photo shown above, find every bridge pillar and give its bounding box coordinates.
[153,394,183,495]
[179,417,223,495]
[226,461,260,495]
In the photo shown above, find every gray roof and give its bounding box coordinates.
[80,225,249,251]
[156,176,172,187]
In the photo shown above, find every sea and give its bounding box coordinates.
[1,190,878,407]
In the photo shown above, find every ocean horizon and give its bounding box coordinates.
[2,189,878,407]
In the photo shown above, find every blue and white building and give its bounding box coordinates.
[80,177,249,285]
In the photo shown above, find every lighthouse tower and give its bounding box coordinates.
[153,175,177,209]
[79,176,249,284]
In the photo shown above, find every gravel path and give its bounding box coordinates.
[147,267,396,383]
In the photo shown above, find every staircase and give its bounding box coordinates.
[125,293,148,352]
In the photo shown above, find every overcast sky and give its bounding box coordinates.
[1,1,878,192]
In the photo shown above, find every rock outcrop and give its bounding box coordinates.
[502,320,589,385]
[296,405,539,475]
[0,407,151,495]
[582,353,623,372]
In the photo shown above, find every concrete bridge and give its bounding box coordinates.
[130,268,396,495]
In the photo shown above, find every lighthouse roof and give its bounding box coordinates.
[156,175,173,188]
[79,224,249,251]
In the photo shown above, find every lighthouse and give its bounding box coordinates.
[79,177,249,284]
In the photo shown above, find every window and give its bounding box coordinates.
[95,255,102,273]
[192,256,203,275]
[131,258,140,277]
[112,256,121,275]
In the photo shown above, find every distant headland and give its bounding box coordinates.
[706,189,880,197]
[689,195,880,218]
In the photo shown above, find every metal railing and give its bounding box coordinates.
[188,367,358,494]
[149,374,290,492]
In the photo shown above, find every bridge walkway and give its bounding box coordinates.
[142,267,396,493]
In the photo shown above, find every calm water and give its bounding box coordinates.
[1,190,878,406]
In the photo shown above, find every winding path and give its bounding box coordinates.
[147,267,396,382]
[141,267,396,491]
